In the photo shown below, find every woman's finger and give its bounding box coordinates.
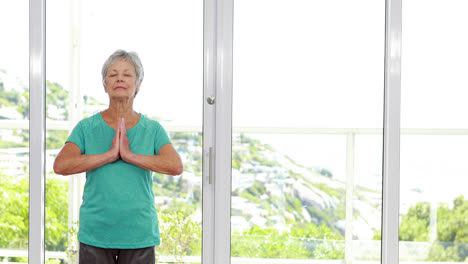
[121,118,127,135]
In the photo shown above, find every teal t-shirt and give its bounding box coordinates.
[66,112,171,249]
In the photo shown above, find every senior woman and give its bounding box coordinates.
[53,49,183,264]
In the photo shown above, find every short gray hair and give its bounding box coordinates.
[101,49,144,87]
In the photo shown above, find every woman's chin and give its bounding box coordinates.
[109,94,134,102]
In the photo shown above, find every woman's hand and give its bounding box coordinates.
[108,120,121,162]
[118,118,133,162]
[106,117,183,175]
[107,117,133,162]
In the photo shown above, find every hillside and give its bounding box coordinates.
[167,132,381,240]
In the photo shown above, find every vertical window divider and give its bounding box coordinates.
[345,132,356,263]
[203,0,233,262]
[382,0,402,263]
[29,0,46,263]
[214,0,233,263]
[202,0,233,264]
[203,0,218,263]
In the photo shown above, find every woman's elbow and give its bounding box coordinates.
[53,160,69,176]
[53,162,64,175]
[53,164,63,175]
[170,161,184,176]
[175,162,184,176]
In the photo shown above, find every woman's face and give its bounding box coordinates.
[104,60,140,99]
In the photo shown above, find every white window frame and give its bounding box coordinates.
[27,0,401,263]
[382,0,402,263]
[29,0,46,263]
[203,0,233,263]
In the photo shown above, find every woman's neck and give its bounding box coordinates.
[102,97,141,129]
[108,97,134,119]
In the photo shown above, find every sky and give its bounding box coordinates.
[2,0,468,209]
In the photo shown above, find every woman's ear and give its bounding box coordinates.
[136,80,143,94]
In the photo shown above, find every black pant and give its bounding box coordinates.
[79,242,155,264]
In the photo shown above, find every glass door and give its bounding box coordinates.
[232,0,385,262]
[400,0,468,262]
[46,0,203,263]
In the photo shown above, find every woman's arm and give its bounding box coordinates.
[117,117,183,176]
[53,128,120,176]
[121,143,184,176]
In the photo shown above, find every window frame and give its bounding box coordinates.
[29,0,46,262]
[382,0,402,263]
[26,0,401,264]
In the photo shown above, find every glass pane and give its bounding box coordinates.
[401,1,468,262]
[45,0,76,262]
[0,0,29,262]
[46,0,203,263]
[232,0,385,262]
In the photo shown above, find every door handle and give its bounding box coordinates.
[209,147,213,184]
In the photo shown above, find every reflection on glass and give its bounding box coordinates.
[401,0,468,262]
[45,1,74,262]
[46,82,69,121]
[0,0,29,262]
[400,135,468,261]
[154,131,203,261]
[0,131,29,263]
[231,133,383,260]
[231,133,347,259]
[45,0,75,261]
[232,0,384,261]
[0,142,29,261]
[46,0,202,262]
[45,130,69,262]
[353,135,383,258]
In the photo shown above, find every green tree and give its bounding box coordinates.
[394,196,468,261]
[156,210,201,264]
[0,86,22,108]
[45,176,69,251]
[427,196,468,261]
[399,202,430,242]
[0,173,68,252]
[231,226,311,259]
[47,130,69,150]
[290,223,342,240]
[0,174,29,249]
[292,223,344,259]
[46,81,69,120]
[427,242,461,261]
[231,224,344,259]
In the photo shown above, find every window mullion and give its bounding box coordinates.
[202,0,217,262]
[382,0,402,263]
[213,0,234,262]
[29,0,46,263]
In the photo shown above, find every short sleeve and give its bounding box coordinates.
[66,121,85,154]
[154,122,171,155]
